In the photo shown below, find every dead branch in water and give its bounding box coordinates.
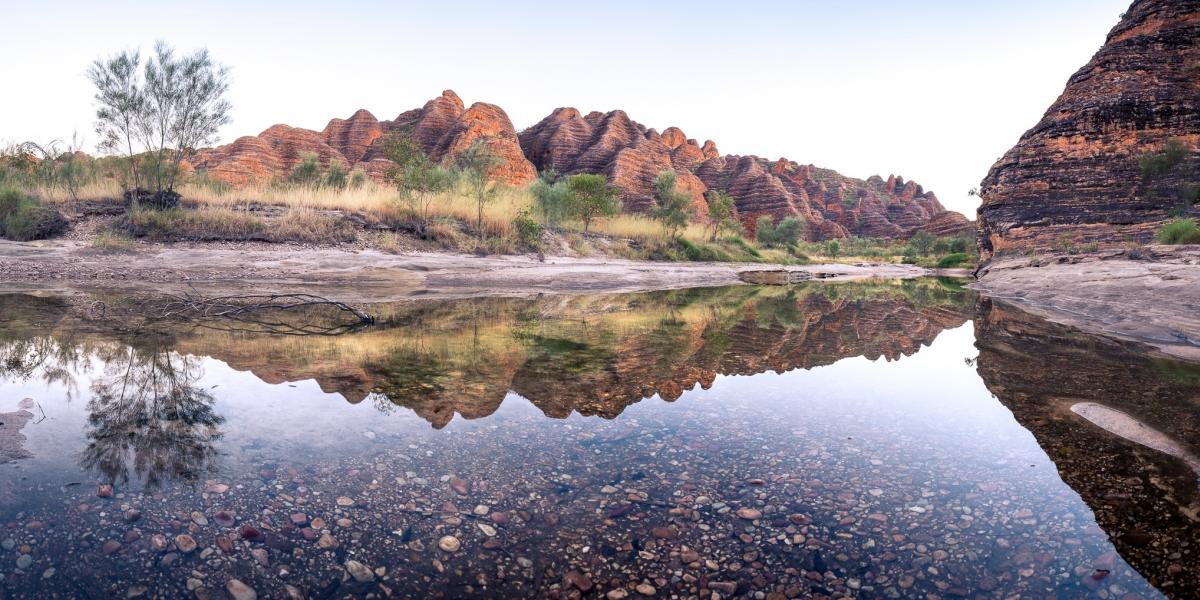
[137,293,376,336]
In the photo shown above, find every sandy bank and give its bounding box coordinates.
[973,246,1200,362]
[0,239,937,302]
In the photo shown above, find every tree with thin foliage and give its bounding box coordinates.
[382,133,455,233]
[88,49,145,196]
[89,41,230,205]
[457,141,502,237]
[704,190,737,240]
[566,174,620,233]
[651,171,693,239]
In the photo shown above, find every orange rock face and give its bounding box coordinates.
[977,0,1200,260]
[193,90,536,187]
[521,108,969,240]
[194,90,969,241]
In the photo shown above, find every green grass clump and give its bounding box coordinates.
[125,207,266,241]
[1156,218,1200,245]
[1139,138,1188,180]
[935,253,970,268]
[0,186,67,241]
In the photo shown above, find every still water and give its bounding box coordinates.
[0,280,1197,599]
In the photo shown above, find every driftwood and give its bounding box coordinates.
[137,293,375,336]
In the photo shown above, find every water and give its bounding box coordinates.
[0,280,1197,599]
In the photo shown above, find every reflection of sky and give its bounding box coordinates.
[0,323,1043,483]
[0,319,1161,595]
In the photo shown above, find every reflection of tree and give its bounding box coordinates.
[0,337,89,401]
[81,343,223,490]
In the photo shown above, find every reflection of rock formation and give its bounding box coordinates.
[0,405,33,464]
[975,299,1200,596]
[81,344,224,490]
[0,283,973,433]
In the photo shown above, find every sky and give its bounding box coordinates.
[0,0,1131,217]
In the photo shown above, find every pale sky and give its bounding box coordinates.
[0,0,1130,217]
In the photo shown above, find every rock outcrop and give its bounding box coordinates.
[193,90,970,241]
[977,0,1200,260]
[520,108,970,240]
[193,90,536,186]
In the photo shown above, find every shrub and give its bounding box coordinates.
[756,216,803,247]
[825,239,840,257]
[530,170,571,227]
[289,153,322,187]
[935,253,970,268]
[651,171,692,239]
[907,231,935,256]
[0,187,68,241]
[1157,218,1200,244]
[1139,138,1188,180]
[513,208,543,250]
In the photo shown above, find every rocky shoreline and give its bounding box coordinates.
[972,246,1200,362]
[0,239,940,302]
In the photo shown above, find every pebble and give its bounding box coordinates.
[438,536,461,552]
[736,507,762,520]
[345,559,375,582]
[478,523,497,537]
[175,534,197,553]
[16,554,32,569]
[225,578,257,600]
[97,484,114,498]
[608,589,629,599]
[102,540,122,555]
[204,483,230,494]
[636,583,657,595]
[318,533,339,549]
[190,511,208,526]
[472,504,489,515]
[336,496,354,507]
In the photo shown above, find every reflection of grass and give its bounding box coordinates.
[1152,358,1200,386]
[372,346,449,400]
[514,333,617,375]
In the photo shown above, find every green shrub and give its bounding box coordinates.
[1157,218,1200,244]
[0,187,68,241]
[513,209,543,250]
[1139,138,1188,180]
[935,253,970,268]
[756,216,804,247]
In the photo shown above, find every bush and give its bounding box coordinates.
[513,209,543,250]
[756,216,804,247]
[1157,218,1200,244]
[1139,138,1188,180]
[0,187,68,241]
[935,253,970,268]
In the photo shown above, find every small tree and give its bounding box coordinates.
[530,169,572,227]
[705,190,737,240]
[566,174,620,233]
[88,49,145,196]
[88,41,230,205]
[908,230,935,256]
[382,133,454,232]
[756,215,803,247]
[457,141,502,237]
[826,239,841,257]
[651,171,692,239]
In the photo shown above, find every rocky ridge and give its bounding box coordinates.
[193,91,970,242]
[520,108,970,240]
[192,90,535,186]
[977,0,1200,260]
